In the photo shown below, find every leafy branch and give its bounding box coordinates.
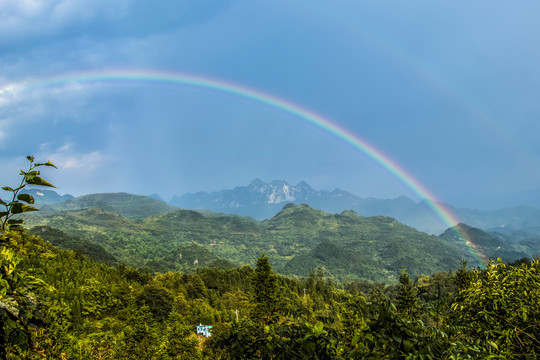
[0,156,56,232]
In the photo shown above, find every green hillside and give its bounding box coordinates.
[46,192,178,219]
[24,202,489,282]
[439,223,532,262]
[30,225,117,264]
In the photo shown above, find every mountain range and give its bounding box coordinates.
[21,188,74,205]
[170,179,540,236]
[22,192,539,283]
[26,179,540,240]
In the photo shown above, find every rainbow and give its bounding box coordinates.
[0,68,486,264]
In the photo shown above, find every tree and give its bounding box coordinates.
[159,310,201,360]
[117,305,158,359]
[250,253,280,325]
[450,259,540,357]
[185,273,207,299]
[135,284,173,322]
[394,268,419,319]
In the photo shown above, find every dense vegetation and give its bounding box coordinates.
[2,157,540,359]
[23,201,498,283]
[1,228,539,359]
[24,196,537,283]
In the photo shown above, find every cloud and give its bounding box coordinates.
[0,148,117,197]
[50,150,111,170]
[0,0,131,38]
[0,0,240,47]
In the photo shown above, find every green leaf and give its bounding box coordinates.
[10,203,38,214]
[2,186,14,192]
[9,203,23,214]
[24,171,39,181]
[35,161,57,169]
[0,211,8,218]
[7,219,24,225]
[17,193,35,204]
[25,176,55,188]
[313,322,324,335]
[0,199,6,206]
[27,155,35,162]
[403,339,413,352]
[22,204,39,213]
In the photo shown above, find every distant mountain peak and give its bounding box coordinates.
[181,179,322,207]
[295,180,314,191]
[169,179,419,223]
[249,178,266,188]
[20,188,74,206]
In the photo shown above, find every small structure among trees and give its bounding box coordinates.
[196,324,212,337]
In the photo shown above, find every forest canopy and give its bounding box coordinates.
[1,158,539,359]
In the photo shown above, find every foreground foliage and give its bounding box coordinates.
[2,227,539,359]
[2,157,539,359]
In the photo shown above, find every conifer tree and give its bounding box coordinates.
[250,253,280,325]
[117,305,158,359]
[395,268,419,319]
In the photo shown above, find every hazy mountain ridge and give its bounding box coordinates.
[20,188,74,205]
[170,179,420,225]
[21,181,540,238]
[169,179,540,235]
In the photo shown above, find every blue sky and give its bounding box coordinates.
[1,0,539,208]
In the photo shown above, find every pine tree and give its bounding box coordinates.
[117,305,158,359]
[159,310,201,359]
[250,253,280,325]
[395,268,419,319]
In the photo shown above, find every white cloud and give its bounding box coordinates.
[42,149,122,196]
[48,150,112,171]
[0,0,132,41]
[0,0,240,45]
[56,143,72,152]
[0,80,105,127]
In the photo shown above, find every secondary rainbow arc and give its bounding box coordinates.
[1,68,486,264]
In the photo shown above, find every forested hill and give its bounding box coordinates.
[42,192,178,219]
[25,201,493,282]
